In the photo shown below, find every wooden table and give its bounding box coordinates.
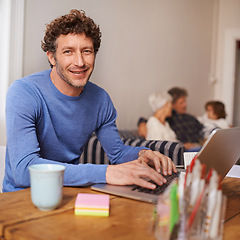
[0,177,239,240]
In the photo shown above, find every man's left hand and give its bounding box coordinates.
[137,149,177,176]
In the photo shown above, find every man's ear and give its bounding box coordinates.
[47,52,56,67]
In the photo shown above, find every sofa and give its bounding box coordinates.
[79,130,184,166]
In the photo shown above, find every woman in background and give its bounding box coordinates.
[146,92,178,142]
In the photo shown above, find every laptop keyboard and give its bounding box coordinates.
[131,171,180,195]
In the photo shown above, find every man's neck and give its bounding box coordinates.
[50,70,83,97]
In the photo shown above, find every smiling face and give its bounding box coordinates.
[47,33,95,96]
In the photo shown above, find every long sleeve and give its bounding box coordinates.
[3,70,146,192]
[4,79,107,192]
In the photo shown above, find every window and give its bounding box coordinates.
[0,0,25,145]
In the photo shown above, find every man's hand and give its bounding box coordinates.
[106,160,166,189]
[137,149,177,176]
[106,151,177,190]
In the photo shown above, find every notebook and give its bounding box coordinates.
[91,127,240,203]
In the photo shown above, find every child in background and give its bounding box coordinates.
[198,101,229,139]
[137,117,147,138]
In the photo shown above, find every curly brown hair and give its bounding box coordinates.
[41,9,101,57]
[205,101,227,119]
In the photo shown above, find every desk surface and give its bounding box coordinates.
[0,177,240,240]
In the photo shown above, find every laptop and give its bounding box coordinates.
[195,127,240,178]
[91,127,240,203]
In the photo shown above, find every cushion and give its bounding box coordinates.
[79,130,184,166]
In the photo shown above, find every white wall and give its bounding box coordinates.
[214,0,240,124]
[0,0,11,146]
[0,146,6,192]
[23,0,215,129]
[0,0,24,146]
[233,47,240,126]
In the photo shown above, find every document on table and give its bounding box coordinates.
[226,165,240,178]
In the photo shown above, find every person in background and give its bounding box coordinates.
[146,92,178,142]
[166,87,203,151]
[198,101,229,139]
[137,117,147,139]
[3,9,176,192]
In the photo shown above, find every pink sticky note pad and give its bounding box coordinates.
[75,193,109,209]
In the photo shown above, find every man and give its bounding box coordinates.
[166,87,203,150]
[3,9,176,192]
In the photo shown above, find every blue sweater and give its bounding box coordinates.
[3,70,143,192]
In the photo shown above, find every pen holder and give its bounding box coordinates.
[154,184,227,240]
[185,194,227,240]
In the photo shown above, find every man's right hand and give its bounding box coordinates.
[105,160,168,189]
